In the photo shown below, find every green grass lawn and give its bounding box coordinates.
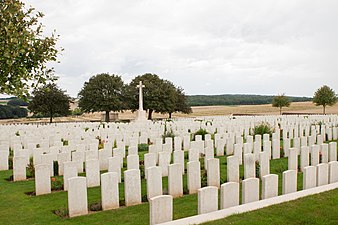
[0,142,337,224]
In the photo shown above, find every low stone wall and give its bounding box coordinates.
[159,182,338,225]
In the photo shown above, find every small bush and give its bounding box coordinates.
[255,161,260,178]
[141,194,148,203]
[53,208,69,218]
[26,157,35,178]
[201,170,208,187]
[119,198,125,206]
[53,161,59,176]
[51,177,63,191]
[71,108,83,116]
[194,128,208,141]
[162,130,175,143]
[138,144,149,152]
[89,202,102,211]
[253,123,273,136]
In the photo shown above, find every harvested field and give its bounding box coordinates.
[0,101,337,124]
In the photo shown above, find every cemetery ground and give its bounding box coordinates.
[0,141,337,225]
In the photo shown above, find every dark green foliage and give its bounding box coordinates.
[141,194,148,203]
[51,177,63,191]
[71,108,83,116]
[272,94,291,115]
[0,0,60,98]
[162,130,175,142]
[78,73,125,122]
[7,98,28,106]
[188,94,311,106]
[0,105,27,119]
[255,161,260,177]
[138,144,149,152]
[89,202,102,211]
[194,128,209,140]
[253,123,273,136]
[52,208,69,218]
[28,83,70,123]
[26,157,34,178]
[313,85,337,114]
[53,161,58,176]
[125,73,191,119]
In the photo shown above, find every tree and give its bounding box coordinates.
[28,83,70,123]
[0,0,60,98]
[167,86,192,118]
[78,73,125,122]
[7,98,28,106]
[313,85,337,114]
[272,94,291,115]
[125,73,189,120]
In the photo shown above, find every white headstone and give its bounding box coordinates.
[220,182,239,209]
[101,172,119,210]
[262,174,278,199]
[149,195,173,225]
[303,166,317,190]
[282,170,297,194]
[198,186,218,214]
[124,169,142,206]
[35,164,51,195]
[168,163,183,198]
[68,177,88,217]
[187,161,201,194]
[242,178,259,204]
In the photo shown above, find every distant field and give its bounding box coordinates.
[0,101,337,124]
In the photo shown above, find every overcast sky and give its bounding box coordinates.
[20,0,338,97]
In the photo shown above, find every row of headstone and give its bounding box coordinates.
[149,161,338,224]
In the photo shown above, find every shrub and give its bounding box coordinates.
[253,123,273,136]
[193,128,209,141]
[0,105,27,119]
[7,98,28,107]
[53,161,59,176]
[71,108,83,116]
[138,144,149,152]
[51,177,63,191]
[53,208,69,218]
[162,130,175,143]
[26,157,35,178]
[89,202,102,211]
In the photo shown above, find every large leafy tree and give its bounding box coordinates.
[272,94,291,115]
[167,86,192,118]
[313,85,337,114]
[28,83,70,123]
[0,0,60,98]
[126,73,191,119]
[78,73,125,122]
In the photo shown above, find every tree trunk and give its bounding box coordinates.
[148,109,153,120]
[323,105,326,115]
[169,112,172,118]
[49,110,53,123]
[105,111,110,122]
[280,107,282,115]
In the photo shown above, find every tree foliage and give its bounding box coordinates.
[28,83,70,123]
[0,105,27,119]
[272,94,291,115]
[313,85,337,114]
[0,0,60,98]
[125,73,191,119]
[7,98,28,106]
[78,73,125,122]
[188,94,311,106]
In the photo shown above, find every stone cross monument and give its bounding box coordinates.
[135,81,147,121]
